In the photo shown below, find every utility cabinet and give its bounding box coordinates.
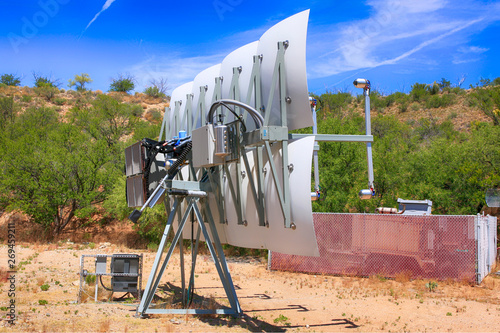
[111,254,140,293]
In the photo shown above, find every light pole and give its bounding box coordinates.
[353,79,375,199]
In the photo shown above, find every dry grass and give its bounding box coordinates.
[394,270,414,283]
[0,266,9,283]
[79,284,114,303]
[36,276,45,287]
[98,318,111,332]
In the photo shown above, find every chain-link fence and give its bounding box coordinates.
[270,213,497,283]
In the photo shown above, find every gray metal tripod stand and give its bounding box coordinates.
[136,193,241,316]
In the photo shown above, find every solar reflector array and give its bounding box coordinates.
[160,10,318,256]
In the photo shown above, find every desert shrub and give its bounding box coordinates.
[493,77,500,86]
[145,108,162,123]
[468,86,500,125]
[411,102,420,111]
[448,87,465,95]
[70,94,138,147]
[410,83,429,102]
[33,73,60,88]
[0,74,21,86]
[102,176,130,220]
[0,105,124,234]
[134,205,168,244]
[429,82,440,95]
[68,73,92,92]
[383,94,396,107]
[130,104,143,117]
[391,91,409,104]
[21,95,32,103]
[109,74,135,93]
[35,85,59,101]
[144,86,166,98]
[53,97,66,106]
[478,77,491,87]
[320,91,353,114]
[399,101,409,113]
[425,94,455,108]
[85,275,96,284]
[438,78,451,89]
[145,78,169,98]
[356,94,363,104]
[368,90,387,110]
[0,96,16,128]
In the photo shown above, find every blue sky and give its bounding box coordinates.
[1,0,500,95]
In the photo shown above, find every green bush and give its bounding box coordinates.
[145,108,162,123]
[40,284,50,291]
[468,86,500,125]
[399,101,409,113]
[130,104,143,117]
[102,175,130,220]
[144,86,166,98]
[68,73,92,92]
[134,204,168,244]
[85,275,96,284]
[0,96,16,128]
[320,91,353,114]
[0,74,21,86]
[410,83,429,102]
[428,82,440,95]
[438,78,451,89]
[367,90,388,110]
[109,74,135,93]
[53,97,66,105]
[33,73,60,88]
[21,95,32,103]
[425,94,455,108]
[35,85,59,101]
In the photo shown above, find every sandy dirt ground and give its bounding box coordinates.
[1,241,499,333]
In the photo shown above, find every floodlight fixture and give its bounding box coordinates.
[353,78,370,90]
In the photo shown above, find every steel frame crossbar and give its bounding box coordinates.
[136,195,241,317]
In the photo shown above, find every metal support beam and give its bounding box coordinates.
[193,85,207,130]
[364,88,375,189]
[245,54,262,124]
[136,194,241,317]
[289,133,373,142]
[174,101,181,136]
[159,106,170,141]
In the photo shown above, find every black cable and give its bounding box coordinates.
[166,141,192,179]
[99,275,113,291]
[207,99,264,129]
[216,102,247,132]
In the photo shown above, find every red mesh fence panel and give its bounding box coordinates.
[270,213,477,282]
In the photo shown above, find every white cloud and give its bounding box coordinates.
[452,58,480,65]
[307,0,494,79]
[458,46,489,54]
[453,45,489,64]
[396,0,447,13]
[82,0,117,35]
[127,53,225,92]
